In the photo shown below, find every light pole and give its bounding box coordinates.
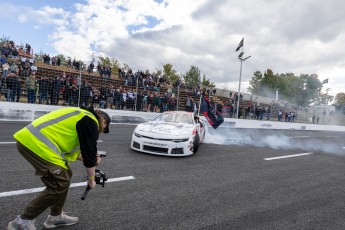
[236,53,251,119]
[270,100,275,120]
[253,96,258,119]
[325,88,331,105]
[324,88,331,124]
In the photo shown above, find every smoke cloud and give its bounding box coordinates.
[203,125,345,155]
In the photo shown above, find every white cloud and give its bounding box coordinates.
[2,0,345,97]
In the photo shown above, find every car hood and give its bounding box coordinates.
[135,121,194,136]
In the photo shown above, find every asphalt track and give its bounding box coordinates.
[1,121,345,230]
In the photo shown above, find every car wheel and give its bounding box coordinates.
[193,133,200,153]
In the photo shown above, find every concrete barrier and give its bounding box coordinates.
[1,101,345,132]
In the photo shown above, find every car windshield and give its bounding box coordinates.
[154,113,193,124]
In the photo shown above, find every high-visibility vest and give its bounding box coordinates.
[14,107,99,169]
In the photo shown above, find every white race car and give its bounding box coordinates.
[131,111,206,156]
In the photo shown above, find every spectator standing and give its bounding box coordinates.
[69,83,79,106]
[92,90,100,108]
[25,74,36,103]
[6,73,16,101]
[23,61,31,78]
[51,77,61,105]
[291,111,296,122]
[121,90,127,110]
[185,96,192,112]
[0,76,3,100]
[37,76,49,104]
[79,81,88,107]
[99,93,106,109]
[161,92,168,112]
[2,62,10,77]
[278,109,283,121]
[147,93,153,112]
[136,91,144,111]
[10,62,19,74]
[14,74,22,102]
[153,92,160,112]
[266,107,271,120]
[113,88,121,110]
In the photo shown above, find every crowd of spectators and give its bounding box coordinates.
[0,38,301,122]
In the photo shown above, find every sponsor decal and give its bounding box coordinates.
[300,126,306,130]
[260,124,272,127]
[143,141,167,147]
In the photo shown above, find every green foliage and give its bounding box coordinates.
[99,56,120,76]
[201,74,216,87]
[162,63,179,84]
[248,69,325,106]
[334,93,345,107]
[183,65,201,88]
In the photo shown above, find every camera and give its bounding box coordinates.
[94,169,108,187]
[81,150,108,200]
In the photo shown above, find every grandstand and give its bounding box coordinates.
[0,38,338,125]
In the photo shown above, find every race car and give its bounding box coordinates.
[131,111,206,156]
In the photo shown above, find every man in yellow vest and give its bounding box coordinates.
[7,106,111,230]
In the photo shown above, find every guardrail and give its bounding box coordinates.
[1,101,345,131]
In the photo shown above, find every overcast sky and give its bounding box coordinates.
[1,0,344,97]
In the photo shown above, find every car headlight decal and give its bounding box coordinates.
[134,132,142,138]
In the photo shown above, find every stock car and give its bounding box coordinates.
[131,111,206,156]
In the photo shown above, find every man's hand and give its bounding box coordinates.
[88,177,96,189]
[96,155,102,166]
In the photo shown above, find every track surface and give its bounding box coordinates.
[1,121,345,230]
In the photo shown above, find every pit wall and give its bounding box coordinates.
[1,101,345,132]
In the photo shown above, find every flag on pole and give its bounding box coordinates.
[322,79,329,84]
[200,96,224,129]
[235,38,244,52]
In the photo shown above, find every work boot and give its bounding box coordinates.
[44,211,79,229]
[7,215,36,230]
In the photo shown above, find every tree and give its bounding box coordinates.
[201,74,215,87]
[334,93,345,113]
[247,69,324,106]
[162,63,179,84]
[56,54,67,66]
[247,71,263,95]
[183,65,201,89]
[99,56,121,77]
[304,74,322,105]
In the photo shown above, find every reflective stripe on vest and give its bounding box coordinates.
[26,109,95,161]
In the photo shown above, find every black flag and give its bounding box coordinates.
[200,96,224,129]
[235,38,244,52]
[322,79,329,84]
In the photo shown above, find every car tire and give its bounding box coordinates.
[193,133,200,153]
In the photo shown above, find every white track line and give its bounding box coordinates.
[342,147,345,149]
[0,176,135,198]
[264,153,313,161]
[288,136,310,138]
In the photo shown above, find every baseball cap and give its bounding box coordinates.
[100,111,111,133]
